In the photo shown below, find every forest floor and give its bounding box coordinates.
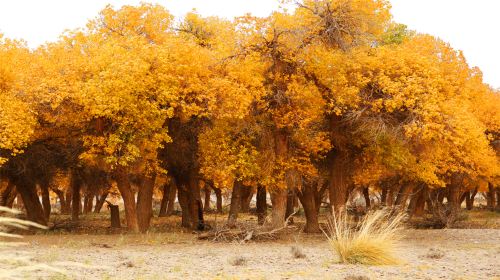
[6,210,500,280]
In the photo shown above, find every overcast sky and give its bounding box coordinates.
[0,0,498,88]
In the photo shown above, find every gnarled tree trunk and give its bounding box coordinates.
[15,180,47,226]
[94,191,109,213]
[40,184,51,221]
[270,188,287,228]
[71,171,82,221]
[297,183,320,233]
[256,185,267,225]
[177,184,191,228]
[159,183,170,217]
[213,186,223,213]
[137,175,156,233]
[329,151,349,213]
[114,168,139,233]
[240,185,254,213]
[227,180,242,228]
[203,185,211,212]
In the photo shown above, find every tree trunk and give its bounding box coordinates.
[270,188,287,228]
[187,174,204,230]
[137,175,156,233]
[177,185,191,228]
[5,185,17,208]
[239,185,254,213]
[227,180,242,228]
[159,183,170,217]
[15,180,47,226]
[256,185,267,225]
[114,168,139,233]
[213,186,223,213]
[1,181,15,207]
[362,187,370,210]
[71,172,82,221]
[203,185,211,212]
[166,181,177,216]
[51,188,66,213]
[15,193,23,210]
[394,183,414,208]
[108,202,121,228]
[315,182,328,215]
[487,183,496,211]
[495,188,500,211]
[40,184,51,221]
[94,192,108,213]
[412,186,427,217]
[380,185,388,207]
[447,177,462,224]
[63,186,72,215]
[329,151,349,213]
[466,187,478,210]
[83,192,94,214]
[297,184,320,233]
[285,188,296,223]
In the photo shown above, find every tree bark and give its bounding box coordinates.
[63,186,72,215]
[227,180,242,228]
[285,188,296,223]
[487,183,496,211]
[114,168,139,232]
[71,171,82,221]
[239,185,254,213]
[495,187,500,211]
[394,183,414,208]
[177,185,191,228]
[15,180,47,226]
[213,186,223,213]
[270,188,287,228]
[256,185,267,225]
[380,185,388,207]
[51,187,66,213]
[329,151,349,213]
[137,175,156,232]
[166,180,177,215]
[94,192,109,213]
[203,185,211,212]
[412,186,427,217]
[362,187,370,209]
[297,184,320,233]
[187,174,203,230]
[5,185,17,208]
[40,184,51,221]
[1,181,15,207]
[159,183,170,217]
[83,191,94,214]
[447,177,462,224]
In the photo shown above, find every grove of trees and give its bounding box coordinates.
[1,0,499,233]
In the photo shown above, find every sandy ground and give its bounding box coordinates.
[5,228,498,280]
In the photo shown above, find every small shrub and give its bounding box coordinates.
[228,256,247,266]
[345,275,370,280]
[324,210,404,265]
[290,246,306,259]
[423,248,444,259]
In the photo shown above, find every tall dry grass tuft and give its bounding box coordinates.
[0,206,64,279]
[324,210,405,265]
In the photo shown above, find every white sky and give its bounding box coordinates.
[0,0,498,88]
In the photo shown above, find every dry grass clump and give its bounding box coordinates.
[228,256,247,266]
[324,210,405,265]
[0,206,64,279]
[290,246,306,259]
[423,248,445,259]
[345,275,370,280]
